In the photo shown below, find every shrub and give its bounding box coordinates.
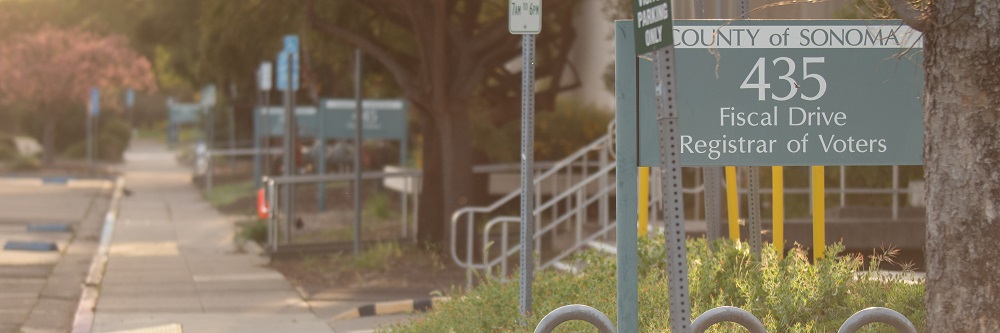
[384,238,924,333]
[238,219,268,245]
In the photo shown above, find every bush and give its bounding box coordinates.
[385,238,924,333]
[0,143,16,161]
[61,114,131,162]
[9,154,40,171]
[238,219,268,245]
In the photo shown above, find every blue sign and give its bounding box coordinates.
[89,87,100,117]
[276,35,300,91]
[125,89,135,108]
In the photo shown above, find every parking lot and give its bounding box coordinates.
[0,177,111,332]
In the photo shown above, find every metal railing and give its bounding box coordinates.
[533,306,917,333]
[263,169,421,252]
[479,163,617,280]
[450,133,615,281]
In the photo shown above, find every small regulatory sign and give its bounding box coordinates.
[632,0,674,54]
[509,0,541,34]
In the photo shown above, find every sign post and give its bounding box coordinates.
[87,87,100,167]
[126,89,135,134]
[353,48,363,256]
[510,0,541,320]
[255,61,273,187]
[278,35,300,244]
[633,1,693,333]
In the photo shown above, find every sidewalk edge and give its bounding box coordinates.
[71,176,125,333]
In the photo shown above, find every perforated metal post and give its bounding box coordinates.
[519,34,537,319]
[747,167,762,256]
[738,0,763,257]
[653,39,693,333]
[695,0,723,244]
[704,167,723,242]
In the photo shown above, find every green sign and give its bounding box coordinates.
[168,102,201,125]
[254,99,407,139]
[631,0,674,54]
[631,20,925,166]
[318,99,407,139]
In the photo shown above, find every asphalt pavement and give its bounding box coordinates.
[0,175,112,333]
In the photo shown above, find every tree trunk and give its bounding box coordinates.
[924,1,1000,331]
[42,115,57,166]
[416,103,474,253]
[418,112,445,246]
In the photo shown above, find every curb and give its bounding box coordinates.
[332,297,451,321]
[71,176,126,333]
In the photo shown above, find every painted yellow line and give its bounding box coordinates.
[812,166,825,260]
[638,167,649,238]
[772,166,784,258]
[725,166,739,240]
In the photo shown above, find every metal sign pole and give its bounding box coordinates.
[736,0,763,257]
[695,0,723,245]
[519,34,536,319]
[282,52,294,245]
[631,0,693,330]
[317,101,326,213]
[510,0,541,319]
[353,49,364,256]
[652,45,693,333]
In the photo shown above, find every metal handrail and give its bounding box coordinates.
[449,134,612,268]
[481,185,617,279]
[452,162,615,270]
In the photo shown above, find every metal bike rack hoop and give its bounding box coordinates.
[534,305,616,333]
[691,306,767,333]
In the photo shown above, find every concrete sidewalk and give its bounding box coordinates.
[88,140,332,333]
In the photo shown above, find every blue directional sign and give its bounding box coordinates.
[125,89,135,108]
[276,35,300,91]
[89,87,100,117]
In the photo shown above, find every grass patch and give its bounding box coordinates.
[237,219,268,245]
[385,238,924,333]
[205,179,256,208]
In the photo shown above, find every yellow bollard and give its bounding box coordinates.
[812,166,825,260]
[772,166,784,257]
[725,166,739,240]
[638,167,649,238]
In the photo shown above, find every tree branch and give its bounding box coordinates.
[306,0,417,92]
[888,0,928,32]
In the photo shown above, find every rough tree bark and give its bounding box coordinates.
[895,0,1000,331]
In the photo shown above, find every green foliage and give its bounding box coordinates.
[238,219,268,245]
[62,114,133,162]
[9,154,41,171]
[364,191,394,220]
[474,99,614,163]
[204,179,256,209]
[350,241,404,271]
[385,238,924,333]
[0,142,16,161]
